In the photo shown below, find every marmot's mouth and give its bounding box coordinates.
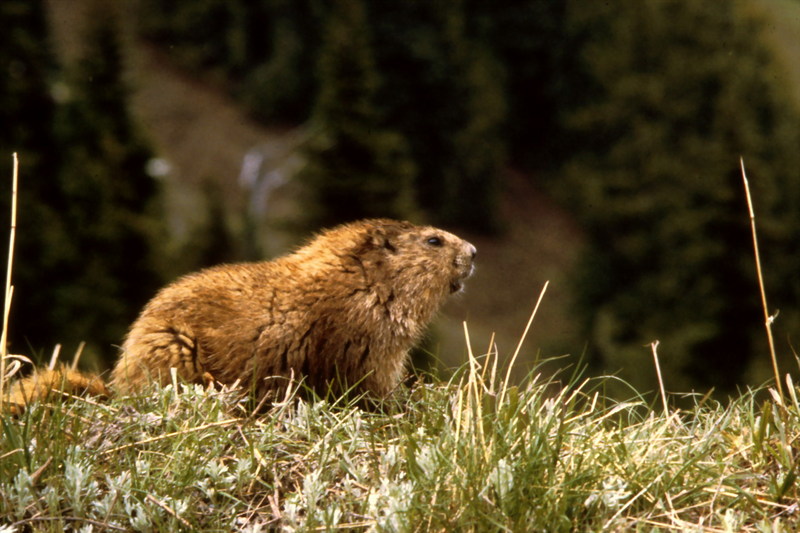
[450,252,475,293]
[450,265,474,293]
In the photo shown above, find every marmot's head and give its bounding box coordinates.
[338,218,476,299]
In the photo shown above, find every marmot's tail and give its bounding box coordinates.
[3,366,110,415]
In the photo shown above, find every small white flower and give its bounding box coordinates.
[196,478,215,499]
[368,479,413,533]
[168,496,189,516]
[134,459,151,477]
[303,468,326,512]
[203,459,233,484]
[584,476,629,511]
[720,509,744,533]
[64,458,99,514]
[282,492,303,530]
[9,470,34,518]
[124,495,152,532]
[323,504,343,527]
[234,457,254,485]
[488,458,514,501]
[380,444,402,476]
[416,445,439,477]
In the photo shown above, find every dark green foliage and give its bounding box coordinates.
[0,0,69,356]
[50,3,163,360]
[0,0,57,170]
[1,1,163,362]
[137,0,258,76]
[561,0,800,393]
[465,0,570,168]
[138,0,324,124]
[238,0,325,124]
[299,0,417,227]
[369,0,506,232]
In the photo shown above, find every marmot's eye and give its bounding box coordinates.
[426,236,443,247]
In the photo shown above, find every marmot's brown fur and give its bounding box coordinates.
[5,219,475,411]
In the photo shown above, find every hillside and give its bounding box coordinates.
[3,352,799,530]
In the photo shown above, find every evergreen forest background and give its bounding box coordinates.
[4,0,800,398]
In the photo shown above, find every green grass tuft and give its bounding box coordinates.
[1,348,799,532]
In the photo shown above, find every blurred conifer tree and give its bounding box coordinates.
[239,0,324,124]
[370,0,505,232]
[299,0,417,227]
[52,2,163,361]
[137,0,253,75]
[0,0,71,356]
[138,0,321,124]
[466,0,569,169]
[561,0,800,393]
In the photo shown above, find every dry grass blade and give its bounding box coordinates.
[498,281,548,406]
[48,344,62,370]
[100,417,242,455]
[71,341,87,370]
[146,494,192,528]
[0,153,19,403]
[651,340,669,414]
[740,158,782,401]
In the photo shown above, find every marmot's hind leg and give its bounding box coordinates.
[111,327,204,393]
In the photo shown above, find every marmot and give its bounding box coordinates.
[6,219,475,411]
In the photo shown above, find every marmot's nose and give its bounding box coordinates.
[466,242,477,260]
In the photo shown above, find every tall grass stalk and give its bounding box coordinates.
[740,157,782,401]
[0,153,19,404]
[498,280,548,407]
[650,340,669,414]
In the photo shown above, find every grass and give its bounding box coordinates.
[0,295,798,531]
[2,158,798,531]
[1,338,799,531]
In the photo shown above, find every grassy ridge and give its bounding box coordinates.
[1,161,797,531]
[2,345,798,532]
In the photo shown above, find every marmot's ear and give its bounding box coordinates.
[375,225,401,253]
[362,220,409,254]
[355,228,388,256]
[362,233,397,254]
[382,237,397,253]
[358,221,404,255]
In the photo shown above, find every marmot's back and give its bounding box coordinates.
[111,219,476,400]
